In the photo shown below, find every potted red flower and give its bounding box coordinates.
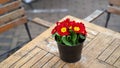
[51,18,87,63]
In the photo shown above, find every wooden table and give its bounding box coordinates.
[0,15,120,68]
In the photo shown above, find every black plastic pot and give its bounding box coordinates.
[57,43,83,63]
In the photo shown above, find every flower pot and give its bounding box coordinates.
[57,43,83,63]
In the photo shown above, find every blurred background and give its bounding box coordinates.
[23,0,120,31]
[0,0,120,62]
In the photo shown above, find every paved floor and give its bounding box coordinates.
[0,0,120,62]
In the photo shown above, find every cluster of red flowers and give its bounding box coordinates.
[51,18,87,36]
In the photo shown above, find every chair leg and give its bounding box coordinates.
[24,23,32,40]
[105,4,113,28]
[105,12,111,28]
[28,3,34,10]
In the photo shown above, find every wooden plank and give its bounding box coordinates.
[0,8,25,24]
[21,50,48,68]
[0,19,54,67]
[107,6,120,15]
[114,57,120,68]
[98,39,120,61]
[83,33,115,58]
[87,59,116,68]
[0,45,37,68]
[42,56,60,68]
[114,32,120,39]
[10,47,41,68]
[85,27,99,39]
[37,32,95,57]
[109,0,120,6]
[84,38,92,46]
[0,16,27,33]
[31,53,54,68]
[0,22,55,67]
[87,33,95,39]
[52,60,66,68]
[63,63,78,68]
[0,0,10,4]
[63,61,87,68]
[84,10,105,22]
[32,17,53,28]
[63,56,115,68]
[0,1,21,15]
[37,38,59,56]
[86,27,99,36]
[1,15,120,68]
[105,45,120,65]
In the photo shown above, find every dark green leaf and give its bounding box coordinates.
[79,34,86,40]
[62,36,72,46]
[71,32,77,45]
[55,33,62,43]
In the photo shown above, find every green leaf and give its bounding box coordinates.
[52,33,57,38]
[62,36,72,46]
[67,35,71,41]
[54,33,62,43]
[79,34,86,40]
[71,32,77,45]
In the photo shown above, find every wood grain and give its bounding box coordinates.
[32,17,53,28]
[0,8,25,24]
[0,0,10,4]
[0,16,27,33]
[31,53,54,68]
[0,1,21,15]
[98,39,120,61]
[21,50,48,68]
[0,15,119,68]
[109,0,120,6]
[10,47,41,68]
[107,6,120,15]
[42,56,60,68]
[105,45,120,65]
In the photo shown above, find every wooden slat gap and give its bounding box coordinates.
[0,0,10,4]
[97,38,117,59]
[9,46,38,67]
[0,16,27,33]
[0,0,21,15]
[0,8,26,24]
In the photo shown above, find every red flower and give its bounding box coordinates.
[51,18,87,46]
[68,21,75,29]
[51,26,57,34]
[57,18,70,27]
[56,23,69,36]
[51,18,87,36]
[72,22,86,35]
[82,30,87,36]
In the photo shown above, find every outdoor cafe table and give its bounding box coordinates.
[0,15,120,68]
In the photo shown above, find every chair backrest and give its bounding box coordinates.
[0,0,27,33]
[107,0,120,15]
[109,0,120,6]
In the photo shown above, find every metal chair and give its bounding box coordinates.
[84,0,120,28]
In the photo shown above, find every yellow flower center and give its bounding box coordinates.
[74,27,80,31]
[69,26,72,29]
[61,27,67,32]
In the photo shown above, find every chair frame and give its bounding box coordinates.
[84,0,120,28]
[0,0,53,61]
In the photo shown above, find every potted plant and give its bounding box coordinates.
[51,18,87,63]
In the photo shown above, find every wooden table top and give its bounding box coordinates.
[0,15,120,68]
